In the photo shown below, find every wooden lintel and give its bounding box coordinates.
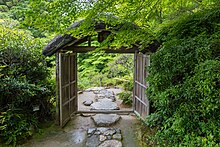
[64,46,139,53]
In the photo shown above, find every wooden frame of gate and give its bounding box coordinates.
[42,19,160,127]
[56,52,77,127]
[55,47,150,127]
[133,52,150,118]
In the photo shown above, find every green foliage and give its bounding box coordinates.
[17,0,220,146]
[147,7,220,146]
[78,53,134,90]
[0,22,55,145]
[0,0,21,13]
[117,91,133,106]
[0,25,48,83]
[0,109,37,146]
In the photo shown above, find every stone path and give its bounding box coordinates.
[22,114,139,147]
[78,87,132,112]
[86,128,122,147]
[91,114,121,127]
[83,88,124,146]
[88,89,120,110]
[23,87,139,147]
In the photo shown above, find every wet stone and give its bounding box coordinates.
[83,100,93,106]
[86,134,100,147]
[88,128,96,135]
[86,128,122,147]
[94,131,101,135]
[113,134,122,140]
[91,101,119,110]
[103,129,116,136]
[106,135,112,140]
[115,128,121,134]
[96,127,109,133]
[99,135,106,142]
[92,114,121,127]
[97,98,113,102]
[85,87,105,92]
[98,140,122,147]
[95,89,116,101]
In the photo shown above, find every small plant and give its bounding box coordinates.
[117,91,133,106]
[0,109,37,146]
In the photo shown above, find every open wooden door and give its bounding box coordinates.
[57,52,77,127]
[133,52,150,119]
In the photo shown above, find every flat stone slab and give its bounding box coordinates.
[97,98,113,102]
[98,140,122,147]
[95,89,116,101]
[83,100,93,106]
[91,101,119,110]
[91,114,121,127]
[86,128,122,147]
[85,87,105,92]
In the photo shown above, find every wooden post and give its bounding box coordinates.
[55,53,60,125]
[146,54,150,115]
[133,51,137,112]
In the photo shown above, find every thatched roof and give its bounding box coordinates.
[43,19,160,56]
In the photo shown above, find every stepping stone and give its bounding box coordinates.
[85,87,105,92]
[91,101,119,110]
[91,114,121,127]
[113,134,122,140]
[86,128,122,147]
[95,89,116,101]
[86,134,101,147]
[97,98,113,102]
[83,100,93,106]
[98,140,122,147]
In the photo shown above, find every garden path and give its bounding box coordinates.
[22,88,139,147]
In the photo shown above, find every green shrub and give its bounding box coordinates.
[0,109,37,146]
[0,23,55,145]
[117,91,133,106]
[146,7,220,146]
[77,53,134,89]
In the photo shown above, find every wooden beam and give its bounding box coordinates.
[64,46,139,53]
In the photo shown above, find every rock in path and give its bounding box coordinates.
[97,98,113,102]
[86,127,122,147]
[85,87,105,92]
[83,100,93,106]
[91,114,121,127]
[95,89,116,102]
[98,140,122,147]
[91,101,119,110]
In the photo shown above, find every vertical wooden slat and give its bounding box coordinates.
[75,53,78,112]
[56,53,60,125]
[133,52,150,119]
[133,52,137,111]
[59,53,63,126]
[68,54,71,120]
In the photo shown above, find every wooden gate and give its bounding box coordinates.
[57,52,77,127]
[133,52,150,118]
